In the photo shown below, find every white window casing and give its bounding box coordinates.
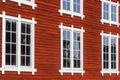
[59,23,85,75]
[0,11,37,75]
[59,0,85,19]
[100,31,119,76]
[100,0,119,27]
[2,0,37,9]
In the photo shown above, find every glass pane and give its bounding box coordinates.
[6,55,10,65]
[21,45,25,55]
[6,20,10,31]
[63,50,70,58]
[21,34,25,44]
[63,59,66,67]
[6,43,10,53]
[12,55,16,65]
[67,59,70,67]
[6,32,10,42]
[21,56,25,66]
[26,46,30,55]
[67,1,70,10]
[27,35,30,44]
[12,33,16,42]
[26,56,30,66]
[12,44,16,54]
[21,23,25,33]
[12,21,16,31]
[26,24,31,34]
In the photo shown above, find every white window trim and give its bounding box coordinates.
[0,11,37,75]
[100,31,119,76]
[2,0,37,9]
[100,0,120,27]
[59,23,85,75]
[58,0,85,19]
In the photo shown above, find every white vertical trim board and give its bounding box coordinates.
[58,0,85,19]
[59,23,85,75]
[2,0,37,9]
[100,31,119,76]
[100,0,119,26]
[0,11,37,75]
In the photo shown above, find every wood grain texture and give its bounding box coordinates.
[0,0,119,80]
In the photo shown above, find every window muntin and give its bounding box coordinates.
[103,2,109,20]
[59,23,85,75]
[59,0,84,19]
[5,19,17,66]
[63,0,70,11]
[73,31,80,68]
[21,22,31,67]
[73,0,80,13]
[111,5,117,22]
[63,29,71,68]
[101,31,119,75]
[101,0,119,26]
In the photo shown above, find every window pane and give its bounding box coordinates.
[6,43,10,53]
[12,55,16,65]
[21,56,25,66]
[12,44,16,54]
[26,24,31,34]
[63,0,70,11]
[26,56,30,66]
[21,45,25,55]
[6,32,10,42]
[21,23,25,33]
[27,35,30,44]
[6,20,10,31]
[73,0,80,13]
[6,55,10,65]
[12,21,16,31]
[26,46,30,55]
[103,2,109,20]
[21,34,26,44]
[12,33,16,42]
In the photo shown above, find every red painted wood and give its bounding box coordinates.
[0,0,119,79]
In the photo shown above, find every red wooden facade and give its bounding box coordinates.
[0,0,119,80]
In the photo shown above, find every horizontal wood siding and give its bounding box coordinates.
[0,0,119,79]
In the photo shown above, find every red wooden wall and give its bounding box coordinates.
[0,0,119,80]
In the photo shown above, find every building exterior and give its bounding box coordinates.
[0,0,119,80]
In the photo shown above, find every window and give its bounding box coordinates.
[59,0,84,19]
[2,0,37,9]
[100,31,119,75]
[0,11,37,75]
[59,23,85,75]
[101,0,119,26]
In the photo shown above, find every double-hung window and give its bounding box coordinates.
[100,31,119,75]
[59,23,85,75]
[0,11,37,75]
[59,0,84,19]
[2,0,37,9]
[101,0,119,26]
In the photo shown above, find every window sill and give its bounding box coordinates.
[0,66,37,75]
[101,70,119,76]
[58,9,85,19]
[100,19,119,27]
[59,69,85,75]
[10,0,37,9]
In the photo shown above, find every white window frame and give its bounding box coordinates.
[100,31,119,76]
[59,0,85,19]
[2,0,37,9]
[59,23,85,75]
[100,0,119,27]
[0,11,37,75]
